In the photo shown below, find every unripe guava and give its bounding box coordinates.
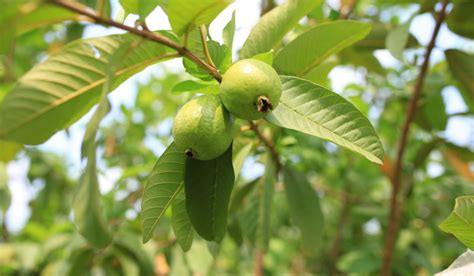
[219,59,282,120]
[172,95,233,160]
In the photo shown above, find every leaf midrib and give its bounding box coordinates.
[0,53,173,137]
[296,26,368,76]
[143,181,184,241]
[276,87,381,162]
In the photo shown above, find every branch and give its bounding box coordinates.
[49,0,222,82]
[380,0,450,274]
[248,121,282,172]
[339,0,357,19]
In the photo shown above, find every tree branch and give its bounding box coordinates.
[380,0,449,274]
[248,121,282,172]
[339,0,357,19]
[49,0,222,82]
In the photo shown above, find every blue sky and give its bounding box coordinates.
[4,0,474,232]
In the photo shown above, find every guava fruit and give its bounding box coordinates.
[219,59,282,120]
[172,95,233,160]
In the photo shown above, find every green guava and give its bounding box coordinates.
[172,95,233,160]
[219,59,282,120]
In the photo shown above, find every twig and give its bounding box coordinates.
[339,0,357,19]
[49,0,222,82]
[248,121,282,172]
[254,250,264,276]
[199,25,217,69]
[380,1,450,275]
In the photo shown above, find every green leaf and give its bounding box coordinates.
[164,0,232,35]
[229,178,259,213]
[0,2,78,55]
[141,142,186,243]
[439,196,474,249]
[113,229,155,276]
[72,42,134,249]
[172,190,194,251]
[267,76,384,164]
[339,48,385,76]
[255,154,275,252]
[184,145,234,242]
[0,33,176,145]
[0,140,22,163]
[447,1,474,39]
[72,146,112,248]
[119,0,159,18]
[222,11,236,52]
[354,22,418,50]
[0,164,11,212]
[386,19,412,61]
[300,61,338,85]
[445,49,474,110]
[171,80,219,95]
[232,143,253,182]
[273,21,371,76]
[239,0,322,59]
[183,32,232,80]
[416,91,447,131]
[251,50,274,65]
[283,167,324,256]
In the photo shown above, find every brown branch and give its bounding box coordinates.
[380,1,450,275]
[248,121,282,172]
[48,0,222,82]
[339,0,357,19]
[254,250,264,276]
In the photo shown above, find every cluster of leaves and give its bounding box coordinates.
[0,0,473,274]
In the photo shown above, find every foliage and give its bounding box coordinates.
[0,0,473,275]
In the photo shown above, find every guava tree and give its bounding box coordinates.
[0,0,473,275]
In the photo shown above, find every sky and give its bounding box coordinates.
[4,0,474,232]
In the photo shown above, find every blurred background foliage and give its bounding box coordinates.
[0,0,473,275]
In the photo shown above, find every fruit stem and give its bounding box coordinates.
[257,96,273,113]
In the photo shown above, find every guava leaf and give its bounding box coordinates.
[273,21,371,76]
[439,196,474,249]
[386,18,413,61]
[141,142,186,243]
[119,0,158,18]
[73,147,112,248]
[446,1,474,39]
[73,42,133,249]
[171,80,219,95]
[283,167,324,256]
[184,145,234,242]
[183,30,232,80]
[445,49,474,111]
[255,154,275,252]
[164,0,232,35]
[266,76,384,164]
[252,50,274,65]
[0,140,22,162]
[232,142,253,182]
[222,11,236,52]
[0,33,176,145]
[172,190,194,251]
[240,0,322,59]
